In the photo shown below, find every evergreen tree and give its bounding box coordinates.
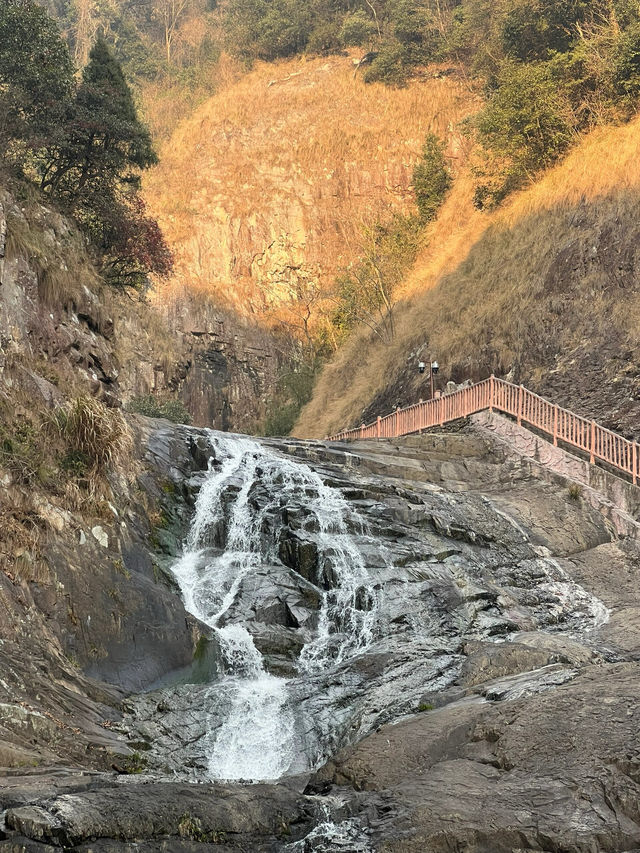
[413,134,451,222]
[0,0,73,158]
[41,37,170,290]
[42,37,157,195]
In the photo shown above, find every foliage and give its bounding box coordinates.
[0,0,74,156]
[53,396,131,472]
[340,10,377,47]
[363,42,411,86]
[262,356,320,437]
[331,214,421,343]
[413,134,451,222]
[472,63,575,207]
[0,9,172,292]
[91,193,174,290]
[127,395,193,424]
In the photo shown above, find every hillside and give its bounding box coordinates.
[145,53,476,320]
[295,116,640,440]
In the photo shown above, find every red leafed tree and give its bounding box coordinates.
[98,192,174,291]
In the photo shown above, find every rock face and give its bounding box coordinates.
[146,55,473,316]
[0,187,279,431]
[2,426,640,852]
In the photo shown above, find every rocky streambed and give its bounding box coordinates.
[3,422,640,851]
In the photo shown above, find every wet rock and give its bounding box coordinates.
[4,425,640,852]
[5,780,315,849]
[278,533,319,583]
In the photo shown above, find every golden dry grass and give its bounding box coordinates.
[145,53,478,316]
[5,206,100,309]
[295,115,640,438]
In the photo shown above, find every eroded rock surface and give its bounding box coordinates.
[2,427,640,852]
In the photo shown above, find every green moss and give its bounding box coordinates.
[193,635,209,662]
[177,814,226,843]
[122,752,148,774]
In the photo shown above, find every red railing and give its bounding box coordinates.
[328,376,640,485]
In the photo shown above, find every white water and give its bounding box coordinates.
[170,433,378,781]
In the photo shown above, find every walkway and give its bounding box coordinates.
[329,376,640,485]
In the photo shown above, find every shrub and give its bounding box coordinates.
[340,10,377,47]
[127,395,192,424]
[472,62,575,207]
[262,360,318,436]
[54,396,131,472]
[307,21,341,55]
[413,134,452,222]
[364,42,411,87]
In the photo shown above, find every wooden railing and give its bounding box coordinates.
[328,376,640,485]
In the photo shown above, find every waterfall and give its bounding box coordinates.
[169,434,378,782]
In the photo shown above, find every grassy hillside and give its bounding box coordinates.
[295,116,640,440]
[144,53,476,322]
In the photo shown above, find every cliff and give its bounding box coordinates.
[296,116,640,440]
[145,53,476,318]
[0,184,280,433]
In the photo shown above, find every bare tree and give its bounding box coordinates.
[154,0,191,65]
[73,0,99,66]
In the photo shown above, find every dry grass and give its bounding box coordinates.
[295,115,640,437]
[5,206,100,309]
[139,54,245,143]
[144,53,478,317]
[53,396,132,473]
[0,505,48,583]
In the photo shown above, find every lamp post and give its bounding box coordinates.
[418,359,439,399]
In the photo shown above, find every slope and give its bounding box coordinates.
[295,117,640,440]
[145,53,476,319]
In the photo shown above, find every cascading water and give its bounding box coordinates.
[169,434,379,781]
[128,428,612,791]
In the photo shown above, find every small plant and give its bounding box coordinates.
[178,814,226,843]
[568,483,583,501]
[122,752,147,774]
[60,450,89,477]
[112,558,131,580]
[418,702,433,712]
[52,396,131,473]
[160,478,177,495]
[149,509,169,529]
[127,395,192,424]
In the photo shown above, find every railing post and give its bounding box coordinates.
[590,420,596,464]
[489,374,495,412]
[395,407,400,437]
[633,442,638,486]
[552,405,558,447]
[517,384,522,426]
[377,416,381,440]
[360,422,365,439]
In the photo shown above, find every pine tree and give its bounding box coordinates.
[41,38,170,290]
[42,37,157,195]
